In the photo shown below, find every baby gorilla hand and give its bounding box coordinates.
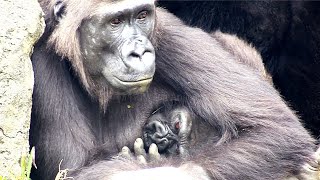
[119,138,161,164]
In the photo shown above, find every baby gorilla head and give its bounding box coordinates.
[143,105,193,156]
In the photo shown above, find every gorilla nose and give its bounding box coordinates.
[147,121,168,138]
[129,47,146,59]
[122,41,155,73]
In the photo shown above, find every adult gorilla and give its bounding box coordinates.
[158,1,320,138]
[30,0,317,179]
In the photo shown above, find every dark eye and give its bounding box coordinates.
[111,18,121,25]
[175,121,181,130]
[137,11,148,20]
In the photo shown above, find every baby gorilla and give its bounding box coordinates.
[119,103,216,163]
[143,104,194,157]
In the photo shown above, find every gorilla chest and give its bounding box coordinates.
[103,102,149,149]
[102,85,177,150]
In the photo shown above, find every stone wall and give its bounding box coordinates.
[0,0,44,177]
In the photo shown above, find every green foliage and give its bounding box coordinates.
[0,147,35,180]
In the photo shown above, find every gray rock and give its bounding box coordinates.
[0,0,44,177]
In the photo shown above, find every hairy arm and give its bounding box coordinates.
[152,9,316,179]
[31,43,98,179]
[69,138,210,180]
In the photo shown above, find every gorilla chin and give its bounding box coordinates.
[108,75,154,95]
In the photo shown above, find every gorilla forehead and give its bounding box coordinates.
[93,0,155,16]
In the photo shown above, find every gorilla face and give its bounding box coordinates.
[79,0,156,94]
[143,105,193,154]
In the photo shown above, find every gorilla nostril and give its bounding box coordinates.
[129,48,147,59]
[130,52,140,58]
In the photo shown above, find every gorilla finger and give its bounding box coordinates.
[296,163,319,180]
[303,163,318,171]
[119,146,133,159]
[134,138,147,157]
[149,143,161,161]
[137,155,147,165]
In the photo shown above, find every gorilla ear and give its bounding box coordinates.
[53,0,66,22]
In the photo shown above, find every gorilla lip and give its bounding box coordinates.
[114,77,153,84]
[113,77,153,94]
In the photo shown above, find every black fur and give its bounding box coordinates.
[30,3,316,180]
[158,1,320,138]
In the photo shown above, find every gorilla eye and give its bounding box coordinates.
[175,121,181,130]
[137,11,148,20]
[110,18,121,25]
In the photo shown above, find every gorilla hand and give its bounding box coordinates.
[119,138,161,164]
[287,147,320,180]
[114,138,211,180]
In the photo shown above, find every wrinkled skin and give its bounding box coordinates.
[79,0,156,94]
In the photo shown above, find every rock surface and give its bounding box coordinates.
[0,0,44,177]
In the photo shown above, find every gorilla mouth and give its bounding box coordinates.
[112,76,154,94]
[114,77,153,85]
